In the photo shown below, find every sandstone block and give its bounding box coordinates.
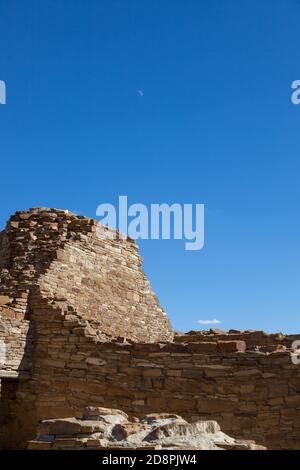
[142,369,162,377]
[28,441,52,450]
[186,342,217,353]
[39,418,83,436]
[83,406,128,422]
[0,295,11,305]
[197,399,234,413]
[217,340,246,353]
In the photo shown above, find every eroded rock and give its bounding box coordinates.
[28,407,266,450]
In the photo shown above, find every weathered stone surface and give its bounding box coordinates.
[83,407,128,424]
[39,418,83,436]
[28,408,265,450]
[142,413,186,425]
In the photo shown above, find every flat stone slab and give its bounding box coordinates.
[29,406,266,451]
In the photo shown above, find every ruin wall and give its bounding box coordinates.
[3,300,299,450]
[1,208,299,451]
[0,207,172,351]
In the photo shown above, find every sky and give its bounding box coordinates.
[0,0,299,333]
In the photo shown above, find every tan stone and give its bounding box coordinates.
[28,441,52,450]
[240,384,255,394]
[39,418,82,436]
[217,340,246,353]
[285,396,300,407]
[0,295,11,305]
[169,398,195,412]
[197,399,234,413]
[83,406,128,420]
[142,369,162,377]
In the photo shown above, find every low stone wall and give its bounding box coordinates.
[4,302,300,450]
[175,330,300,349]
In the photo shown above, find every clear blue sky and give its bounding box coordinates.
[0,0,299,333]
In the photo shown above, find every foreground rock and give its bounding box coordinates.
[28,407,266,450]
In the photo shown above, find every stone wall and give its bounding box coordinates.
[4,299,300,450]
[38,234,171,342]
[0,207,299,450]
[175,329,300,350]
[0,207,173,350]
[0,207,172,448]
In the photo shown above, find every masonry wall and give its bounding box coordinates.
[4,301,300,450]
[0,207,173,347]
[1,208,299,451]
[0,207,172,448]
[38,237,171,342]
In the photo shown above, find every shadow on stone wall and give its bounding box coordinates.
[0,319,34,449]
